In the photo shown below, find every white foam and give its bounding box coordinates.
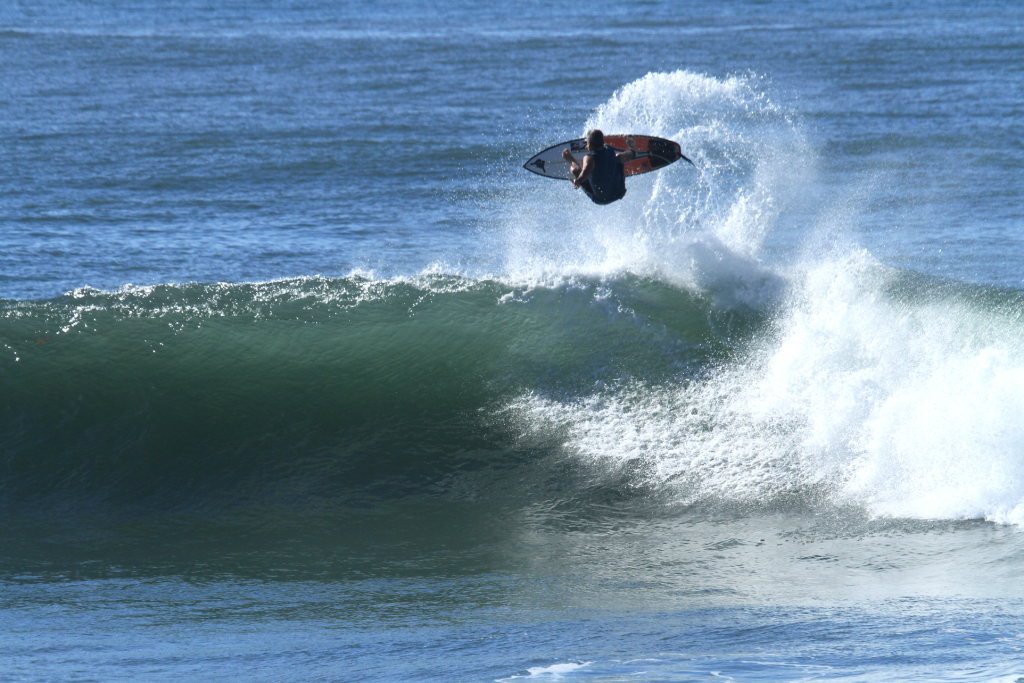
[513,252,1024,524]
[499,661,593,681]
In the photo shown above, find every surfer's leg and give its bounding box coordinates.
[563,149,581,180]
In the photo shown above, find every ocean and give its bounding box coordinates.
[2,0,1023,680]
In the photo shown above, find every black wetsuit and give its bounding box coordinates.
[581,146,626,205]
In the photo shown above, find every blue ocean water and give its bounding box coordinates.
[2,1,1024,681]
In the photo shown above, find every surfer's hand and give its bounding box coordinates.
[561,148,573,161]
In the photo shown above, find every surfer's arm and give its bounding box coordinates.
[618,136,634,163]
[572,155,596,189]
[616,136,637,163]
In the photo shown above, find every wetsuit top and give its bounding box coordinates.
[582,146,626,205]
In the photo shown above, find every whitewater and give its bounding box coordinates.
[3,1,1024,681]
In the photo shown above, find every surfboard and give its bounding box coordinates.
[522,134,694,181]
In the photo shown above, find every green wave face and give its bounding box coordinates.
[4,268,1024,580]
[0,275,731,512]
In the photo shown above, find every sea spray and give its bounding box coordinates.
[494,71,812,298]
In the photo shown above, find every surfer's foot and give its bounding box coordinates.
[626,135,636,152]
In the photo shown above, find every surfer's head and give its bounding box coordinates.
[586,129,605,150]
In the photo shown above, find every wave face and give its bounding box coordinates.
[0,275,730,514]
[3,265,1024,530]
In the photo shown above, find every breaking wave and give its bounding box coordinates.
[3,70,1022,539]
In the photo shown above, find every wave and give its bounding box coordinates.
[518,254,1024,525]
[0,273,734,513]
[487,70,1024,527]
[3,70,1022,536]
[3,262,1023,530]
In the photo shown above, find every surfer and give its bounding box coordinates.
[561,129,636,205]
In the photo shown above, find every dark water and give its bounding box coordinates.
[2,1,1024,681]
